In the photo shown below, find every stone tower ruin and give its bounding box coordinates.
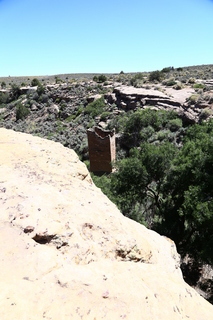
[87,126,116,174]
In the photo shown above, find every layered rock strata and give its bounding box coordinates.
[110,85,213,124]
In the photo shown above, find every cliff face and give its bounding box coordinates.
[0,128,212,320]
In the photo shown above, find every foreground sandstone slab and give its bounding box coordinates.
[0,128,212,319]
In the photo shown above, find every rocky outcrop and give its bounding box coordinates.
[0,128,213,319]
[109,85,213,124]
[113,86,182,110]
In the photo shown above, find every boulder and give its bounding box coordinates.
[48,103,60,115]
[87,94,102,103]
[104,92,116,104]
[30,103,38,111]
[0,107,6,114]
[0,128,213,319]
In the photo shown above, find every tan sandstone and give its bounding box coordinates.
[0,128,212,319]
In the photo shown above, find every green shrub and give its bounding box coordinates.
[0,92,9,104]
[166,118,183,131]
[188,77,196,84]
[93,76,98,82]
[130,73,144,86]
[187,94,200,105]
[157,130,170,141]
[84,97,105,118]
[37,85,45,95]
[122,109,179,148]
[11,84,21,99]
[55,77,62,84]
[93,75,107,83]
[100,111,111,121]
[16,103,30,121]
[163,78,176,86]
[76,106,84,117]
[193,83,205,89]
[106,112,129,132]
[31,78,41,87]
[199,108,213,121]
[161,66,174,73]
[88,119,95,128]
[92,173,115,203]
[99,74,107,82]
[1,81,6,89]
[149,70,163,82]
[173,82,183,90]
[65,106,84,122]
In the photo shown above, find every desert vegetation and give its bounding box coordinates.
[1,64,213,301]
[94,111,213,262]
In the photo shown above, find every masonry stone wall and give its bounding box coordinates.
[87,126,116,173]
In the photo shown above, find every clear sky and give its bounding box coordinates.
[0,0,213,76]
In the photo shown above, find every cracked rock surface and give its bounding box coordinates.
[0,128,213,319]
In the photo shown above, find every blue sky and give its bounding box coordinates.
[0,0,213,76]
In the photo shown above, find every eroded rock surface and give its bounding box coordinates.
[0,128,213,319]
[111,85,213,124]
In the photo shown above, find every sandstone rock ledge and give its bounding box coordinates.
[0,128,212,320]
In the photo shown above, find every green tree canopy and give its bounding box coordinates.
[158,121,213,263]
[103,118,213,265]
[1,81,6,89]
[31,78,41,87]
